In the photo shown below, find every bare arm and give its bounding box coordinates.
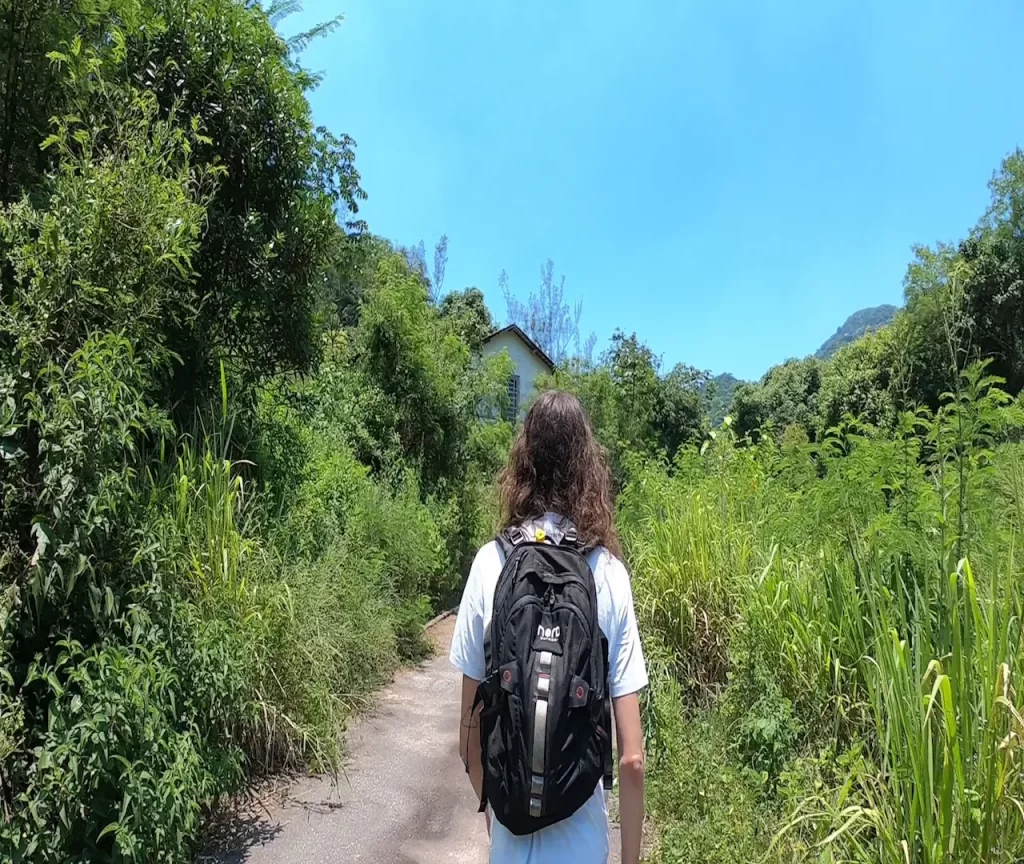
[614,692,645,864]
[459,675,484,802]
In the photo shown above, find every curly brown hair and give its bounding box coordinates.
[498,390,621,558]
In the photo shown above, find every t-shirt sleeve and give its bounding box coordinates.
[607,558,649,699]
[448,545,490,681]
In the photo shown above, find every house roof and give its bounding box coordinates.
[483,324,556,371]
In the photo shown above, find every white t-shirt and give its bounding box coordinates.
[449,513,648,864]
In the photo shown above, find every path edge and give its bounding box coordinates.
[425,605,458,631]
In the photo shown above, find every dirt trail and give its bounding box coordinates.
[202,615,623,863]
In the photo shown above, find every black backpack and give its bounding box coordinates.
[474,523,613,835]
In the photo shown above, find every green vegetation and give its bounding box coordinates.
[729,154,1024,445]
[706,372,744,428]
[609,150,1024,862]
[621,375,1024,862]
[0,3,510,861]
[535,330,711,485]
[815,304,899,359]
[4,2,1024,862]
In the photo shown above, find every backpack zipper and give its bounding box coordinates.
[551,602,592,639]
[490,555,526,665]
[496,595,543,661]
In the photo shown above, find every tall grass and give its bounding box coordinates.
[858,559,1023,862]
[138,407,453,779]
[619,447,770,701]
[621,364,1024,863]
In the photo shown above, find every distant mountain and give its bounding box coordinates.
[815,304,898,359]
[700,305,897,427]
[704,372,744,427]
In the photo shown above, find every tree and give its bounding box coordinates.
[901,243,966,409]
[502,259,594,365]
[656,363,709,456]
[0,3,521,859]
[400,239,429,281]
[395,235,449,303]
[0,84,214,857]
[732,358,822,442]
[608,330,661,450]
[342,251,508,492]
[109,0,366,407]
[815,327,898,434]
[439,287,493,351]
[959,151,1024,395]
[322,228,378,329]
[432,234,449,303]
[2,0,368,412]
[704,372,743,427]
[0,0,81,204]
[1,84,208,598]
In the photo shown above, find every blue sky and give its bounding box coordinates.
[289,0,1024,381]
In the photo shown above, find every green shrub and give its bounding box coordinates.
[5,624,235,863]
[644,686,784,864]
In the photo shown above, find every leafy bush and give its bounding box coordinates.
[12,638,216,863]
[644,686,783,864]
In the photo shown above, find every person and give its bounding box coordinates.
[449,390,648,864]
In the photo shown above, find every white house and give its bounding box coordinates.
[481,324,556,421]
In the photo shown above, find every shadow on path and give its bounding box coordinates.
[198,803,283,863]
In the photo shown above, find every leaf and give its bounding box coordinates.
[220,359,229,423]
[97,821,120,841]
[29,521,55,567]
[45,670,63,697]
[0,437,22,460]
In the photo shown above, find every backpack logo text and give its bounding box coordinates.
[536,625,560,643]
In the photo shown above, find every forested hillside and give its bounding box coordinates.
[705,373,743,427]
[519,144,1024,477]
[722,177,1024,446]
[815,303,899,359]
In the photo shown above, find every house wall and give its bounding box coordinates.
[482,331,551,419]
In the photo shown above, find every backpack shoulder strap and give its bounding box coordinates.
[554,523,599,557]
[495,525,528,559]
[563,525,597,555]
